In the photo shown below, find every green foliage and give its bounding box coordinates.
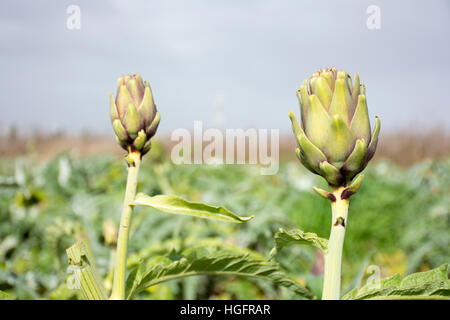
[343,264,450,300]
[133,193,253,223]
[270,228,328,258]
[0,290,15,300]
[0,152,448,299]
[126,246,313,300]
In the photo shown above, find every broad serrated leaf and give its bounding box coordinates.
[127,247,314,300]
[127,237,263,269]
[270,228,328,258]
[0,290,15,300]
[125,264,141,299]
[343,264,450,300]
[133,193,253,223]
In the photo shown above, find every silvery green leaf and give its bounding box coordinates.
[133,193,253,223]
[0,290,15,300]
[127,246,313,300]
[343,264,450,300]
[270,228,328,258]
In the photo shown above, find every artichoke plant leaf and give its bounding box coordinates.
[0,290,15,300]
[132,193,253,223]
[343,264,450,300]
[127,246,314,300]
[270,228,328,258]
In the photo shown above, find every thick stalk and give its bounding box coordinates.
[67,242,107,300]
[110,152,141,300]
[322,187,349,300]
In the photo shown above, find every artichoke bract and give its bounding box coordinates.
[289,68,380,189]
[110,74,160,155]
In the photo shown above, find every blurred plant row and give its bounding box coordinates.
[0,143,448,299]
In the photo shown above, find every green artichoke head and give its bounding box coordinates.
[110,73,160,155]
[289,68,380,187]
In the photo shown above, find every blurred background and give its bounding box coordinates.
[0,0,449,299]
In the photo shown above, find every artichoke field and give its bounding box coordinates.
[0,153,448,299]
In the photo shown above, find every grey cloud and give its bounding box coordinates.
[1,0,449,136]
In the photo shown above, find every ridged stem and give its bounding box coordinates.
[322,187,349,300]
[66,242,107,300]
[110,152,141,300]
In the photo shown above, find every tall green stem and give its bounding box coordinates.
[110,152,141,300]
[322,187,349,300]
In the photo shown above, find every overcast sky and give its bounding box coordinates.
[1,0,449,137]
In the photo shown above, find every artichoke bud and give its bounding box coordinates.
[110,73,159,154]
[289,68,380,190]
